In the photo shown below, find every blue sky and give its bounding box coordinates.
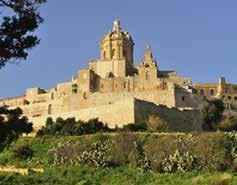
[0,0,237,98]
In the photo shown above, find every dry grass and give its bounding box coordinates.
[209,173,232,185]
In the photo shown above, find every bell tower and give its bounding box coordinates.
[141,45,157,68]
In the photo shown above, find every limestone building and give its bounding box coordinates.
[2,19,231,131]
[193,77,237,110]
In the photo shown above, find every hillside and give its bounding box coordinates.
[0,132,237,184]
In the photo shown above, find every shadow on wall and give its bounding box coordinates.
[134,99,202,132]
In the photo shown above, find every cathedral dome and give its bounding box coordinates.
[102,19,133,43]
[100,19,134,62]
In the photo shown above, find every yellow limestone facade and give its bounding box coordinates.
[193,77,237,110]
[0,20,207,131]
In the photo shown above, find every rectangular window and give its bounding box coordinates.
[182,96,185,101]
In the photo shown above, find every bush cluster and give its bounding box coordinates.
[12,144,34,160]
[160,150,200,173]
[225,132,237,161]
[122,122,148,132]
[37,117,111,136]
[78,139,112,168]
[134,141,152,172]
[49,139,112,168]
[44,132,237,173]
[38,116,169,137]
[200,99,224,131]
[49,140,81,165]
[219,118,237,132]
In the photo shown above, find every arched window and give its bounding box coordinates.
[182,96,185,102]
[103,51,107,59]
[200,89,204,96]
[72,84,78,94]
[210,89,215,96]
[118,45,121,58]
[48,104,52,115]
[123,49,127,60]
[112,49,116,59]
[51,93,54,100]
[146,71,150,80]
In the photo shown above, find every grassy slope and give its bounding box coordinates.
[0,133,237,185]
[0,166,237,185]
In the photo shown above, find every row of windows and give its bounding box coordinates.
[103,47,124,59]
[101,82,127,89]
[199,89,215,96]
[222,96,237,101]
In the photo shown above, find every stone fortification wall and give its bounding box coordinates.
[0,96,27,107]
[134,99,202,132]
[28,97,136,130]
[27,97,202,132]
[175,91,204,109]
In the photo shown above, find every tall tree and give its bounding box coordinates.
[0,0,46,68]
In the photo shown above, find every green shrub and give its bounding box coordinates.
[160,150,201,173]
[78,140,112,168]
[141,132,232,172]
[49,139,112,168]
[122,122,148,132]
[189,133,227,171]
[110,132,137,166]
[233,159,237,172]
[219,118,237,132]
[37,117,111,136]
[200,99,224,131]
[12,144,34,160]
[134,141,152,172]
[225,132,237,160]
[225,131,237,171]
[48,140,86,165]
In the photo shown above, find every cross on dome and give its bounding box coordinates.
[113,18,121,31]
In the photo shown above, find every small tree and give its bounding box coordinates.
[200,99,224,131]
[0,106,33,151]
[147,114,168,132]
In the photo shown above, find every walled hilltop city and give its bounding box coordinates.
[1,19,237,131]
